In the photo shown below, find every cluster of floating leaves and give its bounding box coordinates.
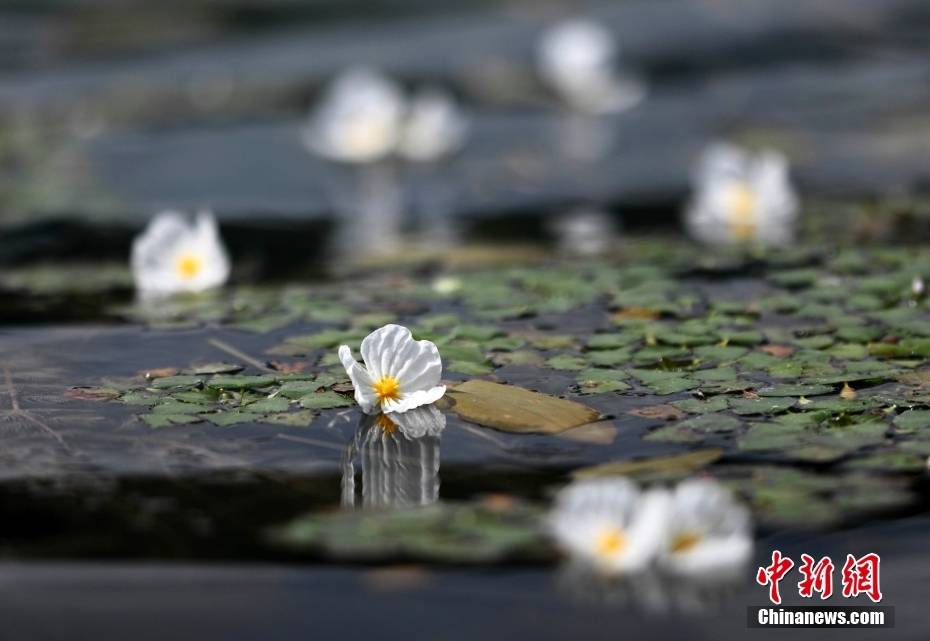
[71,240,930,562]
[272,498,549,564]
[96,361,352,429]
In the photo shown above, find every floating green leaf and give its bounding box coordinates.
[299,391,354,410]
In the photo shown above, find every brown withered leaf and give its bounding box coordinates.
[446,380,600,434]
[143,367,180,380]
[557,420,618,444]
[572,448,724,483]
[627,404,687,421]
[66,386,121,401]
[760,345,795,358]
[269,361,307,374]
[612,307,661,322]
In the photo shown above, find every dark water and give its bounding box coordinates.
[2,515,929,641]
[0,297,927,640]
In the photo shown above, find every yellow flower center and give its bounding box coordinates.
[372,376,401,405]
[175,253,203,281]
[671,530,702,554]
[594,527,627,559]
[375,413,398,435]
[726,181,757,241]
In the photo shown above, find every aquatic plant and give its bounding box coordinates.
[537,18,645,114]
[548,477,668,575]
[304,68,467,164]
[550,476,752,578]
[130,210,230,296]
[657,478,752,578]
[685,143,799,246]
[304,67,406,164]
[397,88,468,162]
[338,324,446,414]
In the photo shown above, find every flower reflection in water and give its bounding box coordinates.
[341,404,445,508]
[551,207,619,257]
[556,562,745,616]
[304,67,469,258]
[538,18,646,161]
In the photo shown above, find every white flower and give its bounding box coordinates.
[431,276,461,295]
[338,324,446,414]
[131,210,230,296]
[304,67,406,164]
[658,478,752,578]
[537,18,645,115]
[398,88,468,162]
[548,478,670,575]
[686,143,799,246]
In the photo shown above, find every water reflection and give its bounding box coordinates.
[551,207,619,257]
[341,405,445,508]
[304,67,469,259]
[556,113,618,162]
[334,163,405,257]
[556,562,745,615]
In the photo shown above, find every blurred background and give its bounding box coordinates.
[1,0,929,276]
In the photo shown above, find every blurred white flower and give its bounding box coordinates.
[305,69,469,165]
[338,324,446,414]
[304,67,406,164]
[549,478,669,575]
[537,18,645,115]
[131,210,230,296]
[658,478,752,578]
[431,276,462,295]
[398,88,468,162]
[686,143,799,246]
[552,207,618,257]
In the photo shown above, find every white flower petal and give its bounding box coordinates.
[387,385,446,415]
[389,403,446,439]
[624,488,672,569]
[131,210,230,296]
[304,67,406,164]
[345,324,445,414]
[665,537,753,578]
[398,88,468,162]
[538,19,616,96]
[391,338,442,393]
[537,18,643,114]
[360,323,402,381]
[685,142,799,246]
[659,478,753,578]
[549,478,646,574]
[338,345,377,414]
[364,324,442,385]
